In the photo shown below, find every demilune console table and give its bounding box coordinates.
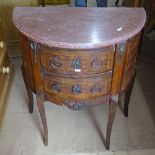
[12,7,146,149]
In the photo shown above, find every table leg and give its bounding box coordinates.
[123,71,136,117]
[42,0,45,7]
[115,0,120,6]
[37,91,48,146]
[21,64,33,113]
[105,97,116,150]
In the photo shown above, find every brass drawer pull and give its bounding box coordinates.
[71,58,81,72]
[51,82,61,93]
[91,86,102,94]
[0,67,10,74]
[0,41,4,49]
[72,84,81,94]
[50,57,62,68]
[91,58,103,68]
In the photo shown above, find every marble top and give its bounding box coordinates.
[13,7,146,50]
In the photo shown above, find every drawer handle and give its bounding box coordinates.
[0,41,4,49]
[50,57,62,68]
[71,58,81,70]
[51,82,61,93]
[72,84,81,94]
[91,86,102,94]
[0,67,10,74]
[91,58,103,68]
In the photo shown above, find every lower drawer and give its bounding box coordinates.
[0,54,13,115]
[43,72,112,100]
[40,0,70,5]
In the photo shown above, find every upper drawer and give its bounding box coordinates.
[0,41,6,68]
[40,46,114,75]
[41,0,70,5]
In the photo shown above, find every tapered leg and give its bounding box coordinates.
[105,97,116,150]
[123,72,136,117]
[42,0,45,7]
[115,0,119,6]
[21,64,33,113]
[37,91,48,146]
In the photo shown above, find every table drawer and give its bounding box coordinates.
[0,53,13,115]
[43,72,112,100]
[41,46,114,75]
[40,0,70,5]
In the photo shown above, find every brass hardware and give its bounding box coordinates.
[0,67,10,74]
[64,100,86,110]
[71,58,81,70]
[51,82,61,93]
[30,42,37,63]
[91,58,103,68]
[50,57,62,68]
[91,86,102,94]
[111,95,119,103]
[72,84,81,94]
[0,41,4,49]
[118,42,126,64]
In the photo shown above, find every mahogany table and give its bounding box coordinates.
[12,7,146,149]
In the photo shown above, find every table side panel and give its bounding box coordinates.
[20,34,35,91]
[121,33,141,91]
